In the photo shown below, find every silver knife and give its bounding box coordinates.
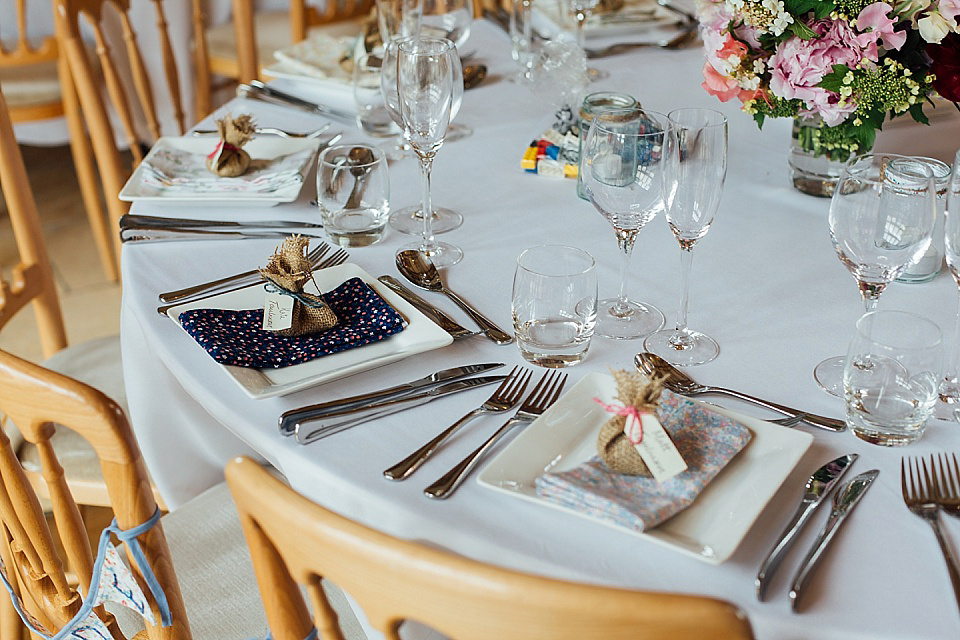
[789,469,880,611]
[120,227,326,243]
[294,375,506,444]
[377,276,475,340]
[121,214,324,230]
[756,453,858,600]
[240,81,355,125]
[277,362,505,435]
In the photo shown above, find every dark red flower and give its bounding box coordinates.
[927,33,960,102]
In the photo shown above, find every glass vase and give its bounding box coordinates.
[788,116,851,198]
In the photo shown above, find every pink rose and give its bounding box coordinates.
[701,63,742,102]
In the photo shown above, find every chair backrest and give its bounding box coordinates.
[0,86,67,359]
[0,0,63,122]
[230,0,375,85]
[53,0,191,240]
[0,348,192,639]
[226,456,756,640]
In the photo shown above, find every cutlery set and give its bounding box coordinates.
[238,81,356,126]
[756,453,878,611]
[902,454,960,612]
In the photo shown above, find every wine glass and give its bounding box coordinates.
[420,0,474,141]
[381,37,464,234]
[567,0,608,80]
[644,108,728,366]
[396,36,463,267]
[813,153,937,395]
[581,108,667,339]
[938,149,960,410]
[376,0,422,44]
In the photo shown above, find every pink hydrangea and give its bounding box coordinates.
[768,18,864,125]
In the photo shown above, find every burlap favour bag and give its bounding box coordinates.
[259,236,338,336]
[596,370,678,477]
[206,113,255,177]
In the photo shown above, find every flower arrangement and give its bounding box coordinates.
[699,0,960,161]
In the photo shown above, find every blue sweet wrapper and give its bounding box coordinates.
[534,389,752,533]
[179,277,404,368]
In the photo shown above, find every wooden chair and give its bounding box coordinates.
[0,81,173,515]
[1,0,118,281]
[197,0,374,117]
[226,456,757,640]
[0,349,277,639]
[53,0,193,262]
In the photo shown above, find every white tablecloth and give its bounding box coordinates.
[120,21,960,640]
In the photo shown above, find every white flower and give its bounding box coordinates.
[918,10,952,42]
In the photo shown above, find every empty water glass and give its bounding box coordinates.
[510,0,538,83]
[353,53,400,138]
[317,144,390,247]
[512,245,597,367]
[843,310,942,446]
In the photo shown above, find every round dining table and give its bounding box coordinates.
[119,19,960,640]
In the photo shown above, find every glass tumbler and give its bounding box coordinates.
[843,310,942,446]
[317,144,390,247]
[353,53,401,138]
[512,245,598,367]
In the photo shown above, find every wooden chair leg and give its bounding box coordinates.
[60,58,118,283]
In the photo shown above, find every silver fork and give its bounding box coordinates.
[383,367,531,481]
[423,371,567,499]
[902,456,960,611]
[933,453,960,519]
[159,243,330,303]
[190,123,331,138]
[156,247,349,315]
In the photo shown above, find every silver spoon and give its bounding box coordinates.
[343,146,376,210]
[396,250,513,345]
[633,352,846,432]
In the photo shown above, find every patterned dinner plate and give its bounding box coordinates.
[477,372,814,564]
[165,263,453,399]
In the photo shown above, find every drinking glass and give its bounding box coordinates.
[509,0,538,83]
[381,37,464,234]
[376,0,422,44]
[512,245,598,367]
[420,0,473,49]
[938,149,960,409]
[566,0,608,80]
[396,36,463,266]
[581,108,667,339]
[317,144,390,247]
[843,310,942,446]
[353,53,401,137]
[814,154,938,395]
[644,108,728,366]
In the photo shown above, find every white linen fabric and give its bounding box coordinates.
[120,20,960,640]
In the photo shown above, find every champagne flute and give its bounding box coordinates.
[938,149,960,409]
[581,108,667,339]
[813,153,937,395]
[396,36,463,267]
[567,0,608,80]
[381,37,464,234]
[420,0,474,141]
[644,108,728,366]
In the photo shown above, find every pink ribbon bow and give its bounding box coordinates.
[594,397,649,445]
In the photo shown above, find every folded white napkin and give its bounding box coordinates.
[141,146,314,194]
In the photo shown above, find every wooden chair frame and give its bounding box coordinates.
[226,456,756,640]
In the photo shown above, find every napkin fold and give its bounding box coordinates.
[141,145,315,194]
[178,277,405,368]
[534,389,752,533]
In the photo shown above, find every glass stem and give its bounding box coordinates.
[613,227,638,315]
[418,152,436,253]
[946,288,960,384]
[674,244,695,336]
[859,281,884,314]
[575,11,587,49]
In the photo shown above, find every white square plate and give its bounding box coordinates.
[165,263,454,399]
[477,372,813,564]
[119,136,319,207]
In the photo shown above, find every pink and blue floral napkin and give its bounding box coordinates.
[534,389,752,533]
[179,277,404,368]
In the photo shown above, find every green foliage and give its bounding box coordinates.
[790,21,819,39]
[819,65,851,92]
[784,0,836,19]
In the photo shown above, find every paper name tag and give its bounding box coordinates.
[624,413,687,482]
[263,290,294,331]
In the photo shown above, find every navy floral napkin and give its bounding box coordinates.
[179,277,405,368]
